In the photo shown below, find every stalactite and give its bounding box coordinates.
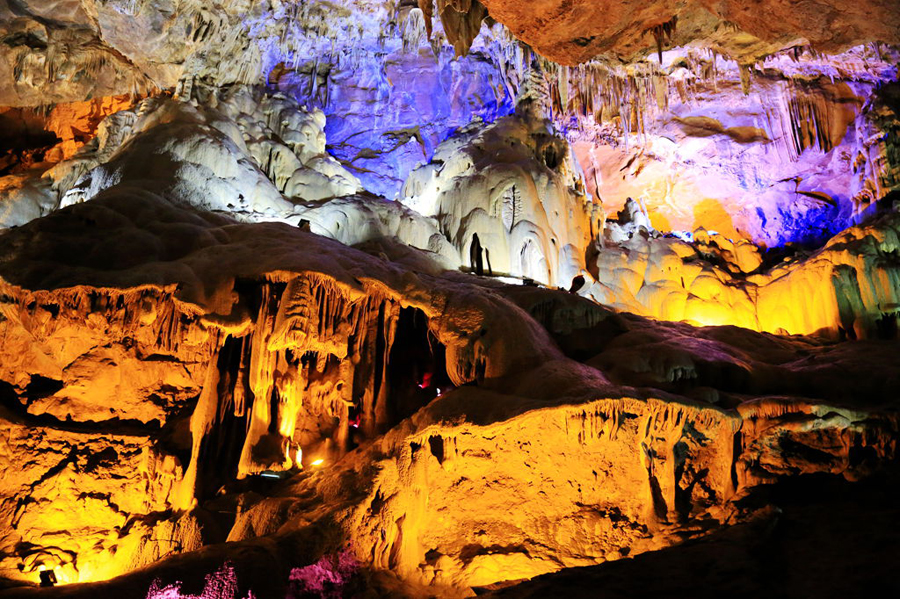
[781,79,853,158]
[91,272,435,486]
[418,0,435,39]
[402,8,428,52]
[736,64,749,95]
[416,0,488,57]
[648,16,678,63]
[558,65,569,114]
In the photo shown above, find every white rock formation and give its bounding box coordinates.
[587,204,900,339]
[401,110,595,287]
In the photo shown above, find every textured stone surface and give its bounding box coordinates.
[478,0,900,65]
[0,2,898,597]
[0,187,896,592]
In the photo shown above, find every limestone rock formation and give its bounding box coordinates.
[585,206,900,338]
[477,0,900,65]
[401,109,593,287]
[0,191,896,595]
[565,45,900,248]
[0,1,899,597]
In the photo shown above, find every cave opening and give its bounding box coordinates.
[194,334,250,501]
[0,108,60,175]
[23,375,63,406]
[876,312,898,340]
[384,307,452,427]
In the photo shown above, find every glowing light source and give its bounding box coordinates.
[310,458,325,467]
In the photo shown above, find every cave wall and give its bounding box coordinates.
[0,1,898,596]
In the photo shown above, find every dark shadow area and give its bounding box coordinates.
[497,284,627,361]
[193,334,251,502]
[385,307,452,425]
[0,108,59,175]
[483,462,900,599]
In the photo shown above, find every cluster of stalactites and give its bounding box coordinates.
[175,272,462,508]
[242,0,379,106]
[647,16,678,63]
[502,43,895,159]
[783,82,845,156]
[417,0,489,57]
[525,57,675,145]
[232,277,393,466]
[6,21,159,103]
[1,284,212,364]
[535,49,762,140]
[514,59,550,117]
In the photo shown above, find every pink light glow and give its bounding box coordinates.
[287,549,360,599]
[145,563,255,599]
[418,371,433,389]
[144,551,361,599]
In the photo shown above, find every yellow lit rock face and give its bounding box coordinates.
[347,395,742,586]
[0,188,558,586]
[0,188,896,594]
[357,395,895,587]
[0,419,186,585]
[586,212,900,338]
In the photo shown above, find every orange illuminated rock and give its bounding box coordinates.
[44,95,137,161]
[0,11,897,591]
[0,189,896,593]
[476,0,900,65]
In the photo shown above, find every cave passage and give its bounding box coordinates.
[385,306,453,426]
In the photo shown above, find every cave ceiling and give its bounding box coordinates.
[478,0,900,65]
[2,0,899,106]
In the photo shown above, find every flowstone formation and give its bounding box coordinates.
[0,1,899,598]
[400,103,593,287]
[584,198,900,337]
